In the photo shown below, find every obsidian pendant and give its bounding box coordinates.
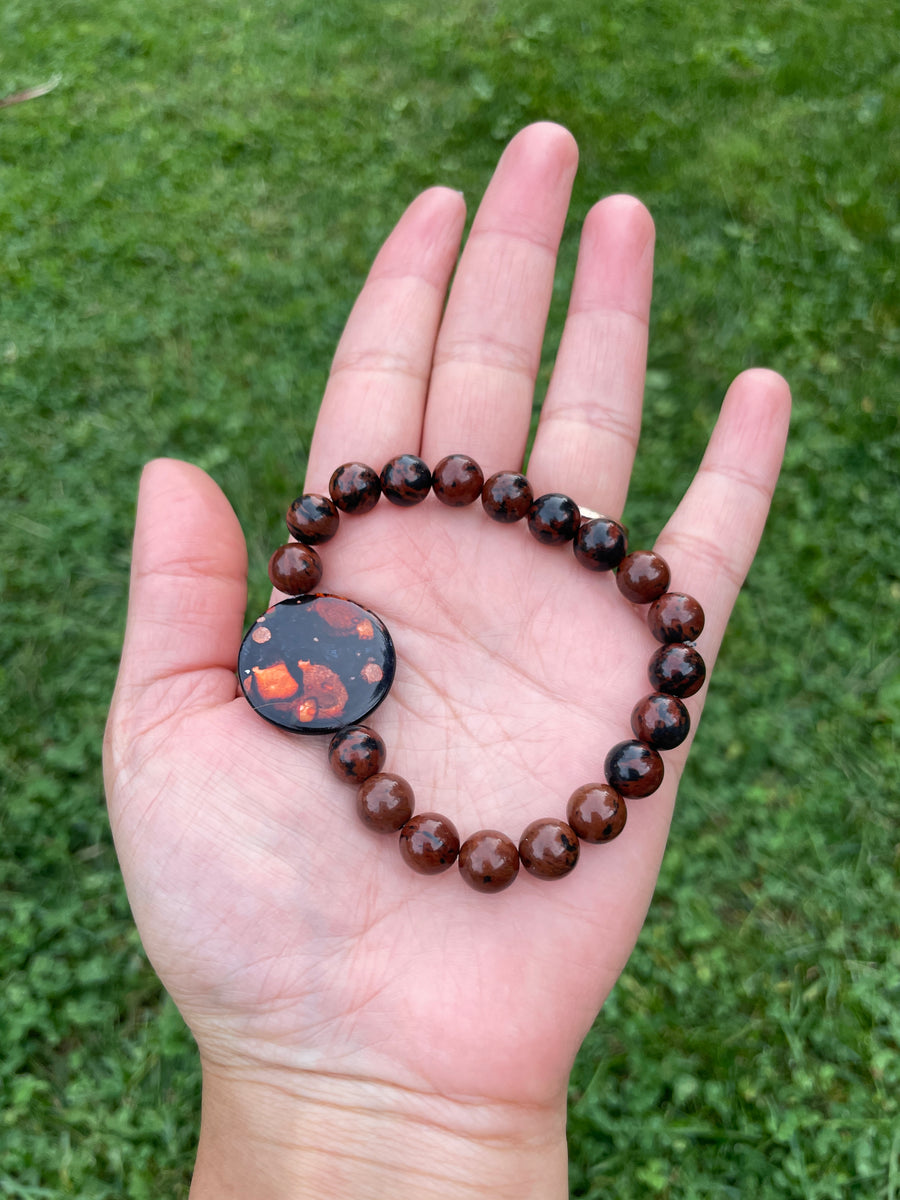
[238,594,395,734]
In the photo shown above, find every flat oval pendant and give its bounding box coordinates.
[238,594,395,734]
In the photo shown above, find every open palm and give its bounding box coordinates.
[104,124,789,1189]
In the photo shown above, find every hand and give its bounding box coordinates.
[104,123,790,1199]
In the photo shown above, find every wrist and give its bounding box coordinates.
[189,1059,568,1200]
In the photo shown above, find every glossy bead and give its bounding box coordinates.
[328,724,386,783]
[631,693,691,750]
[357,773,414,833]
[518,818,580,880]
[399,813,460,874]
[329,462,381,514]
[238,594,395,734]
[432,454,485,507]
[604,740,665,798]
[648,643,707,698]
[285,494,340,545]
[566,783,627,844]
[458,830,520,894]
[268,543,323,595]
[380,454,432,506]
[648,592,705,644]
[481,471,533,523]
[573,517,628,571]
[527,493,581,545]
[616,550,670,604]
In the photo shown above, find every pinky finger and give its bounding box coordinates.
[653,368,791,664]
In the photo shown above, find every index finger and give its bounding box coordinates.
[304,187,467,492]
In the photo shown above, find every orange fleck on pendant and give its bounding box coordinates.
[251,661,300,701]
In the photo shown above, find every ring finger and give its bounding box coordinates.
[528,193,655,512]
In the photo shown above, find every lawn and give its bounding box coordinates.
[1,1,898,1196]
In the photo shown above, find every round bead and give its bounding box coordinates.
[615,551,671,604]
[399,813,460,874]
[380,454,432,506]
[457,830,520,894]
[329,462,381,514]
[573,517,628,571]
[285,494,340,545]
[518,818,580,880]
[631,693,691,750]
[238,595,395,734]
[604,740,665,798]
[481,472,534,523]
[527,493,581,545]
[268,543,323,595]
[566,783,627,844]
[648,592,705,644]
[328,724,386,783]
[357,773,415,833]
[648,643,707,698]
[432,454,485,507]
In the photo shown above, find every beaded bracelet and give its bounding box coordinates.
[238,453,706,895]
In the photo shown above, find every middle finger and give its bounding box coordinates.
[421,123,578,472]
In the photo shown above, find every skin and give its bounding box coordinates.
[103,123,791,1198]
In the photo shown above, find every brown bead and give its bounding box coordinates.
[328,724,386,784]
[604,740,665,798]
[357,773,415,833]
[616,550,671,604]
[432,454,485,507]
[518,818,580,880]
[481,471,533,523]
[329,462,381,514]
[566,784,627,844]
[648,592,705,644]
[398,813,460,874]
[458,830,520,894]
[527,493,581,545]
[648,643,707,698]
[380,454,432,506]
[285,494,340,545]
[631,693,691,750]
[573,517,628,571]
[268,543,323,595]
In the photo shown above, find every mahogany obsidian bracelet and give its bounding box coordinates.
[237,453,707,895]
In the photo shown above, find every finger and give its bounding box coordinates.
[654,368,792,664]
[554,372,789,971]
[528,195,655,509]
[421,122,579,471]
[305,187,467,491]
[113,458,248,707]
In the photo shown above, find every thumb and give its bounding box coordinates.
[110,458,249,722]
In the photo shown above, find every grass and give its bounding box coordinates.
[1,0,898,1195]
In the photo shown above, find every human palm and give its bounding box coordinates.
[104,124,789,1169]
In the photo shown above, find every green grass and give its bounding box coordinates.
[2,1,898,1195]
